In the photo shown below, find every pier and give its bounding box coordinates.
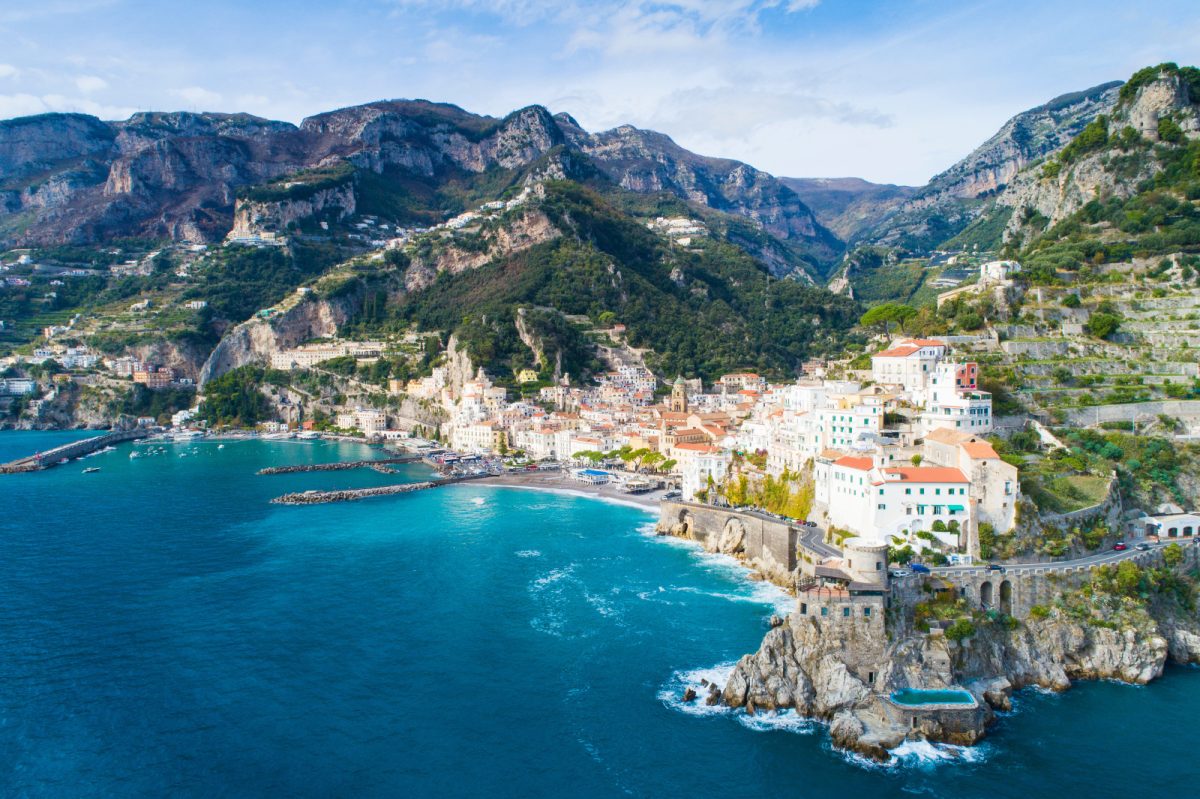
[0,428,151,473]
[257,455,422,475]
[269,473,487,505]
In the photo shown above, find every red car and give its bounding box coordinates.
[1112,542,1128,551]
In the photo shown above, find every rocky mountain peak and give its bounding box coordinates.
[1112,64,1200,140]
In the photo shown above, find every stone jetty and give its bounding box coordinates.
[257,456,420,475]
[1,428,151,473]
[271,481,440,505]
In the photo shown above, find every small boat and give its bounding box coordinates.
[83,467,100,474]
[129,452,139,459]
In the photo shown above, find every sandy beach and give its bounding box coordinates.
[467,471,666,512]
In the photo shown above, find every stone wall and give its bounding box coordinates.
[657,501,799,587]
[1064,400,1200,426]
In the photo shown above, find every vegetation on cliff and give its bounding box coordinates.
[373,182,860,381]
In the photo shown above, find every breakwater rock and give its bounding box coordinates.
[271,481,439,504]
[258,457,417,475]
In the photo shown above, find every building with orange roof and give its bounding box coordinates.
[823,453,975,553]
[922,431,1018,539]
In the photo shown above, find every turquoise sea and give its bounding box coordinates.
[1,431,1197,798]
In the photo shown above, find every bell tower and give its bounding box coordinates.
[669,376,688,413]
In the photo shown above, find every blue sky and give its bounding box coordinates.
[1,0,1197,184]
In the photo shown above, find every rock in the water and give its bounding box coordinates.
[682,688,697,702]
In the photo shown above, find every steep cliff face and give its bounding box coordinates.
[228,182,357,239]
[198,291,363,384]
[0,99,835,271]
[403,208,561,291]
[561,119,840,262]
[852,81,1121,251]
[1001,67,1200,244]
[721,594,1184,760]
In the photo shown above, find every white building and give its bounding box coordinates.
[825,455,971,549]
[336,407,388,436]
[676,443,732,500]
[871,339,947,394]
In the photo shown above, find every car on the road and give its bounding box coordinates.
[663,490,681,499]
[888,569,911,578]
[1135,543,1151,551]
[1112,542,1128,551]
[910,563,931,574]
[986,564,1006,573]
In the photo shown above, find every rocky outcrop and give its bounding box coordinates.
[852,81,1121,250]
[721,584,1192,761]
[198,290,362,384]
[1000,68,1200,244]
[228,182,356,239]
[403,208,560,291]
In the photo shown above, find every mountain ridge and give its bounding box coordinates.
[0,99,841,278]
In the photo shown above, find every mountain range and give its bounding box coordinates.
[6,63,1199,387]
[0,77,1133,280]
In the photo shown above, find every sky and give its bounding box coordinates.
[0,0,1197,185]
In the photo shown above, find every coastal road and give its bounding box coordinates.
[929,538,1194,578]
[735,507,841,559]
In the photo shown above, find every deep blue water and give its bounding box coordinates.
[1,431,1198,798]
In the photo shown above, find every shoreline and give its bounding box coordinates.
[465,471,663,512]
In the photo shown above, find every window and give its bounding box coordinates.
[878,503,886,510]
[820,607,828,617]
[905,488,911,495]
[800,602,808,615]
[864,605,872,616]
[842,607,851,617]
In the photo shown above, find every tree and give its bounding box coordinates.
[910,454,923,466]
[1115,560,1142,596]
[860,303,917,336]
[1158,117,1184,144]
[1061,293,1081,308]
[1085,311,1122,339]
[1163,542,1184,567]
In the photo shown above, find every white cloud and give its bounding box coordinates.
[171,86,222,108]
[0,92,48,117]
[75,74,108,92]
[0,64,18,79]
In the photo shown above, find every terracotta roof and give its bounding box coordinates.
[961,441,1000,460]
[834,455,874,471]
[881,466,968,483]
[924,428,976,445]
[674,443,720,453]
[903,338,947,347]
[872,344,922,358]
[819,448,847,460]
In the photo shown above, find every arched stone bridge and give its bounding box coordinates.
[914,546,1185,618]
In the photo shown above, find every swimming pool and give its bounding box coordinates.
[889,688,977,707]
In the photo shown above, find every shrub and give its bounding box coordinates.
[945,619,976,641]
[1029,604,1051,620]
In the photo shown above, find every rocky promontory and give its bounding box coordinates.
[719,555,1200,761]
